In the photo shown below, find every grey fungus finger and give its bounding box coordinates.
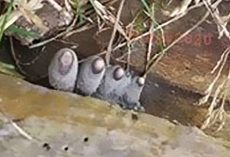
[96,65,126,98]
[113,66,125,81]
[119,76,146,111]
[76,56,105,96]
[91,57,105,74]
[136,77,145,87]
[48,48,78,92]
[48,50,146,112]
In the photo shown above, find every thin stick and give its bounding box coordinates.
[64,23,95,38]
[29,28,70,49]
[9,37,29,77]
[0,107,33,140]
[145,23,154,75]
[203,0,230,40]
[29,14,79,49]
[105,0,125,65]
[211,46,230,74]
[199,46,230,105]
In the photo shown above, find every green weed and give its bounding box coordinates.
[0,0,13,43]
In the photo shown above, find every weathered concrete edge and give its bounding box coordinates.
[0,74,229,156]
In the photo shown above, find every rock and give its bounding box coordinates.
[0,74,229,157]
[4,0,74,45]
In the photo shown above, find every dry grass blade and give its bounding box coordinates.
[141,2,166,77]
[201,76,229,130]
[203,0,230,40]
[0,107,33,141]
[2,0,45,32]
[100,1,205,57]
[0,0,13,41]
[199,46,230,130]
[18,6,48,32]
[46,0,63,11]
[167,0,193,17]
[197,0,230,130]
[89,0,128,40]
[211,46,230,74]
[81,1,206,69]
[105,0,126,65]
[29,18,93,49]
[145,25,154,75]
[217,13,230,39]
[199,46,230,105]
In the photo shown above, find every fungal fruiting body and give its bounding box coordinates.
[95,65,126,100]
[76,56,105,96]
[48,48,78,92]
[119,76,146,111]
[48,50,145,111]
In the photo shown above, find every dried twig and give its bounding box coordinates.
[89,0,128,40]
[166,0,193,17]
[9,37,29,77]
[105,0,126,65]
[197,0,230,129]
[0,107,33,140]
[203,0,230,40]
[199,46,230,130]
[103,1,205,55]
[199,46,230,105]
[28,16,78,48]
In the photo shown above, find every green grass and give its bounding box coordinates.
[0,61,24,78]
[70,0,87,25]
[7,24,39,39]
[0,1,40,44]
[0,1,26,78]
[0,0,13,43]
[140,0,165,49]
